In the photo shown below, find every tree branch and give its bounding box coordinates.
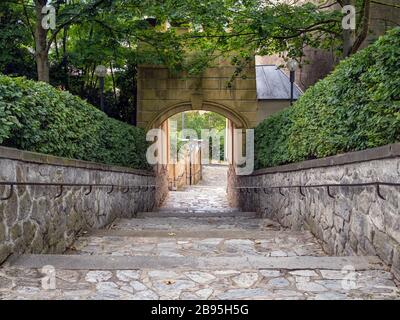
[351,0,371,54]
[21,0,35,43]
[186,19,341,40]
[371,0,400,9]
[46,0,108,52]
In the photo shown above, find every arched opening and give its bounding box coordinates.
[155,107,238,214]
[146,100,250,131]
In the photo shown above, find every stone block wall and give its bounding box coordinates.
[227,164,239,209]
[155,164,169,207]
[232,144,400,279]
[0,146,156,264]
[362,0,400,49]
[137,56,258,129]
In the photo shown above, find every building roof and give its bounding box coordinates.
[256,65,303,100]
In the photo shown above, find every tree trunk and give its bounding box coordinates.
[350,0,371,54]
[34,0,50,82]
[63,26,70,90]
[36,51,50,82]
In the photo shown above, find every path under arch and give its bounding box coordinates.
[159,165,234,214]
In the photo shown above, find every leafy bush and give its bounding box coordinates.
[0,75,150,170]
[255,27,400,169]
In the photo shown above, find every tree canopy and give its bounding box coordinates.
[1,0,398,123]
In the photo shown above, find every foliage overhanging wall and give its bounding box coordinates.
[0,75,150,170]
[255,28,400,169]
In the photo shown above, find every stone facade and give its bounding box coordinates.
[137,57,258,129]
[137,3,400,130]
[362,1,400,49]
[231,144,400,280]
[0,146,156,264]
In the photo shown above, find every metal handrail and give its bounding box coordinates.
[0,181,156,201]
[236,181,400,200]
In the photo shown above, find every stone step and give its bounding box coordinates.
[88,229,287,238]
[8,254,385,271]
[137,211,258,218]
[69,230,327,258]
[157,206,231,210]
[170,185,227,190]
[111,217,280,232]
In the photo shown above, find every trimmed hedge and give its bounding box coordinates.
[0,75,150,170]
[255,27,400,169]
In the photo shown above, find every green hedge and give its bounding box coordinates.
[255,27,400,169]
[0,75,150,170]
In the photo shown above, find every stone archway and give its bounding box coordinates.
[136,64,258,130]
[146,98,243,200]
[146,100,250,131]
[137,63,257,200]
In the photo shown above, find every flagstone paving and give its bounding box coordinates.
[159,165,235,214]
[0,165,399,300]
[0,265,398,300]
[68,230,326,258]
[159,186,236,214]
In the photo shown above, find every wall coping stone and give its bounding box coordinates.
[251,143,400,176]
[0,146,155,177]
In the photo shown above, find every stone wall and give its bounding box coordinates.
[154,164,169,208]
[361,0,400,50]
[232,144,400,279]
[227,164,239,209]
[137,56,258,129]
[0,146,156,264]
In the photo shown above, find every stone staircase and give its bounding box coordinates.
[0,165,399,299]
[0,209,399,300]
